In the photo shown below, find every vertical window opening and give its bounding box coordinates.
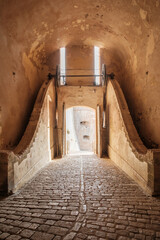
[60,47,66,85]
[94,46,100,85]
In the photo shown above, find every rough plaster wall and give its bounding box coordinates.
[0,0,160,149]
[65,45,94,85]
[48,45,96,86]
[0,25,33,149]
[48,45,130,87]
[116,1,160,148]
[58,86,104,109]
[0,1,49,149]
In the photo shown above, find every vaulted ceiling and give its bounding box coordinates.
[0,0,160,148]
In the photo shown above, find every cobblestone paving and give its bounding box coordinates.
[0,154,160,240]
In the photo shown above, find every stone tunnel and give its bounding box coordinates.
[0,1,160,239]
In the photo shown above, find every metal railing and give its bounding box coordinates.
[48,64,114,87]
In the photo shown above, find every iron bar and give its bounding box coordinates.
[60,74,103,78]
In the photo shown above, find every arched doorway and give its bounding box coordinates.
[65,106,96,155]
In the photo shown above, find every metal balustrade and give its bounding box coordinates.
[48,64,114,87]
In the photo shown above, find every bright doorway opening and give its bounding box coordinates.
[66,106,96,155]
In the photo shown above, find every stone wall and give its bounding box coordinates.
[0,10,49,150]
[106,79,160,195]
[0,80,57,194]
[57,86,104,157]
[1,0,160,151]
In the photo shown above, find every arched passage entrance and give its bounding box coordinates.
[65,106,96,155]
[57,85,104,158]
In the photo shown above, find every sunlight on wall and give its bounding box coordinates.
[60,47,66,85]
[66,107,96,154]
[94,46,100,85]
[66,107,80,154]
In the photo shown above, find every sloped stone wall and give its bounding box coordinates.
[0,80,57,193]
[106,79,160,195]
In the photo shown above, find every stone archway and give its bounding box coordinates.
[65,106,96,155]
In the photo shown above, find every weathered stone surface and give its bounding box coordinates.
[1,0,160,151]
[0,74,57,194]
[31,231,54,240]
[0,154,160,240]
[106,79,160,195]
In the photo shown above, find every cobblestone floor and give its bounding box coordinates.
[0,154,160,240]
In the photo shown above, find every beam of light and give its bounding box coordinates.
[60,47,66,85]
[94,46,100,85]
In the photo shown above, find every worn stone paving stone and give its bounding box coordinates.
[31,231,54,240]
[0,154,160,239]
